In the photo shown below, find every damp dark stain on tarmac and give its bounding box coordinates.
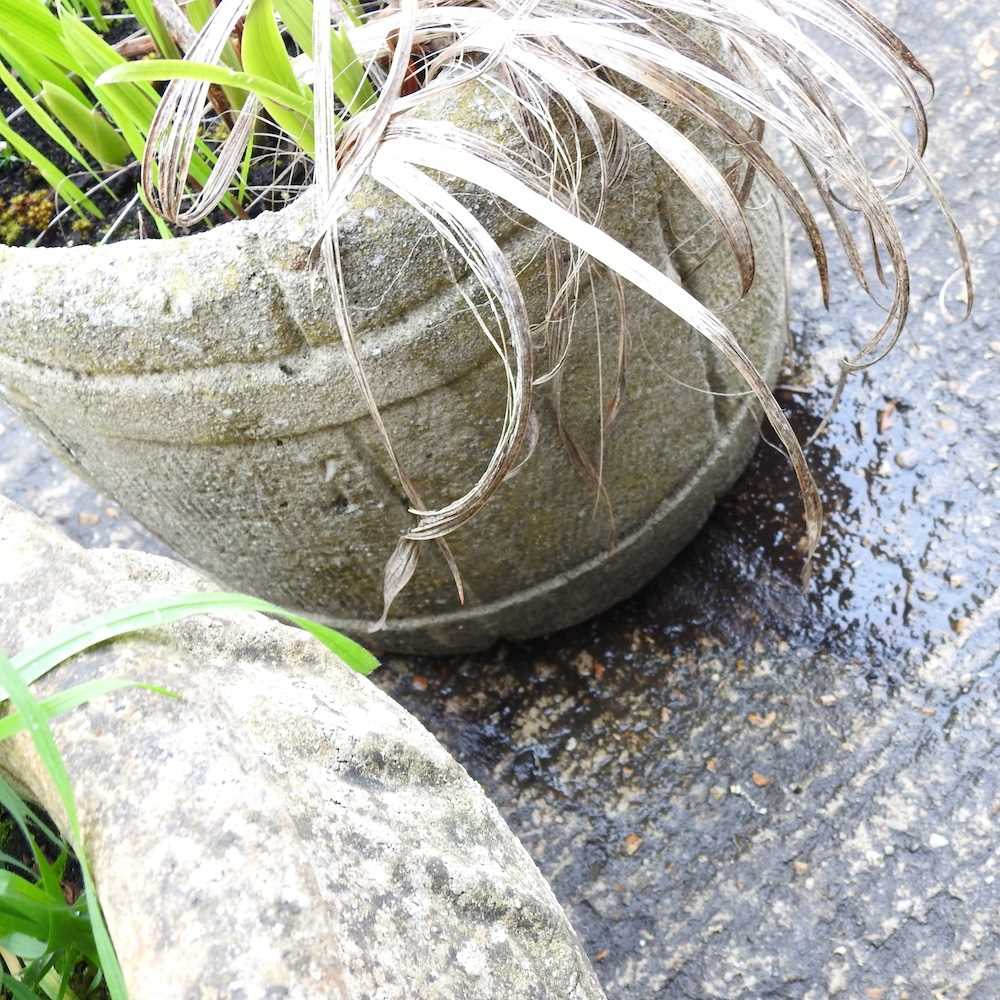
[371,300,998,993]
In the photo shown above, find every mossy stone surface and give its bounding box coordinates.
[0,496,606,999]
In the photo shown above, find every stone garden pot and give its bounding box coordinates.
[0,496,605,998]
[0,83,787,654]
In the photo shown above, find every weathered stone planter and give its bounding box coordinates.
[0,497,606,998]
[0,84,787,654]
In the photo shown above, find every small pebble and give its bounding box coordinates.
[410,675,429,692]
[623,833,642,856]
[77,512,100,526]
[575,651,596,677]
[895,448,920,470]
[928,833,949,849]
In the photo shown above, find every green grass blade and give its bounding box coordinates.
[9,592,379,689]
[0,679,176,743]
[121,0,179,59]
[98,60,314,118]
[183,0,215,31]
[50,956,80,1000]
[283,610,380,675]
[30,848,67,936]
[237,123,255,205]
[0,653,126,999]
[330,25,375,116]
[0,776,61,855]
[0,864,96,965]
[241,0,316,152]
[339,0,364,28]
[41,81,130,168]
[137,183,174,238]
[273,0,313,53]
[242,0,304,94]
[0,870,58,916]
[0,34,41,92]
[2,973,43,1000]
[0,117,101,218]
[0,0,72,67]
[58,8,159,161]
[0,59,95,175]
[0,928,47,960]
[0,33,87,104]
[0,850,34,876]
[184,0,243,73]
[76,0,108,32]
[272,0,374,114]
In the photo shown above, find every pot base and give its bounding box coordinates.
[308,306,785,654]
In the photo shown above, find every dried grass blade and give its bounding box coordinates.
[372,157,534,540]
[313,0,464,619]
[384,123,823,572]
[139,0,252,224]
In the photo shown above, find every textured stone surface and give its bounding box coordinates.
[0,496,604,1000]
[1,0,996,996]
[0,75,788,653]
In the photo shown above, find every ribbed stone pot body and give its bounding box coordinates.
[0,85,787,654]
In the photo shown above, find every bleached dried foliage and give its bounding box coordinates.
[116,0,973,623]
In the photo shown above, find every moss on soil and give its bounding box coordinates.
[0,190,55,245]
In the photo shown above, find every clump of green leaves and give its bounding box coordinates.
[0,591,377,998]
[0,0,373,235]
[0,788,106,999]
